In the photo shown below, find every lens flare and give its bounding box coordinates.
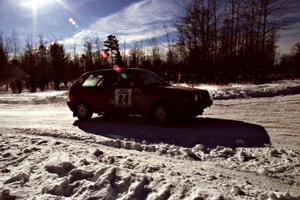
[68,17,78,27]
[100,51,108,58]
[121,73,128,80]
[20,0,78,33]
[113,65,122,73]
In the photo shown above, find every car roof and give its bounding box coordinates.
[85,68,151,75]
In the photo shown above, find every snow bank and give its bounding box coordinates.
[0,90,68,105]
[1,130,300,199]
[178,79,300,100]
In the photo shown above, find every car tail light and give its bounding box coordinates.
[69,95,75,101]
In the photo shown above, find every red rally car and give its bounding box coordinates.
[67,68,213,124]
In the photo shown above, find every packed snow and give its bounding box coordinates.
[0,91,67,105]
[178,79,300,100]
[0,80,300,199]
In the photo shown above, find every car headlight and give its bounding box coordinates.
[195,93,202,102]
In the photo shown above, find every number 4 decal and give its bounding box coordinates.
[115,89,132,107]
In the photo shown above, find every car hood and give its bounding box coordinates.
[163,85,206,93]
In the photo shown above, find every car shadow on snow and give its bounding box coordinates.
[73,116,270,148]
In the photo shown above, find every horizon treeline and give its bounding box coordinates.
[0,0,300,93]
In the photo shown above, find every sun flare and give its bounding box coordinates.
[21,0,52,10]
[19,0,73,14]
[18,0,75,32]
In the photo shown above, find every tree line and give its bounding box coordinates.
[175,0,299,82]
[0,0,299,93]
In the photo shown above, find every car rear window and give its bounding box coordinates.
[82,74,104,87]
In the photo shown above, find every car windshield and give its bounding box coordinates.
[138,71,169,86]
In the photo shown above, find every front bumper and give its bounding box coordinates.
[177,98,213,117]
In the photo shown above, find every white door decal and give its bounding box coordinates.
[114,89,132,107]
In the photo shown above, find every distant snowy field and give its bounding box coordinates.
[178,79,300,99]
[0,79,300,199]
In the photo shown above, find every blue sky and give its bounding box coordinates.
[0,0,299,54]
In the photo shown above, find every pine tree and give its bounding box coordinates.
[50,42,67,90]
[36,35,50,91]
[0,33,9,87]
[103,35,124,67]
[83,37,94,71]
[23,35,37,92]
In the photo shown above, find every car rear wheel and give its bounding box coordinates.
[152,104,170,124]
[76,103,92,120]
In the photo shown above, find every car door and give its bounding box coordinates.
[112,71,144,114]
[80,72,114,113]
[95,71,117,113]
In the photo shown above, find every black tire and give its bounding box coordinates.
[75,103,93,120]
[151,103,171,125]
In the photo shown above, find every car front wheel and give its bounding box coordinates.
[76,103,92,120]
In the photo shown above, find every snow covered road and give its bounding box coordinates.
[205,95,300,151]
[0,89,300,199]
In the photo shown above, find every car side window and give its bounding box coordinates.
[101,71,139,88]
[82,74,104,87]
[138,71,167,86]
[102,72,118,88]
